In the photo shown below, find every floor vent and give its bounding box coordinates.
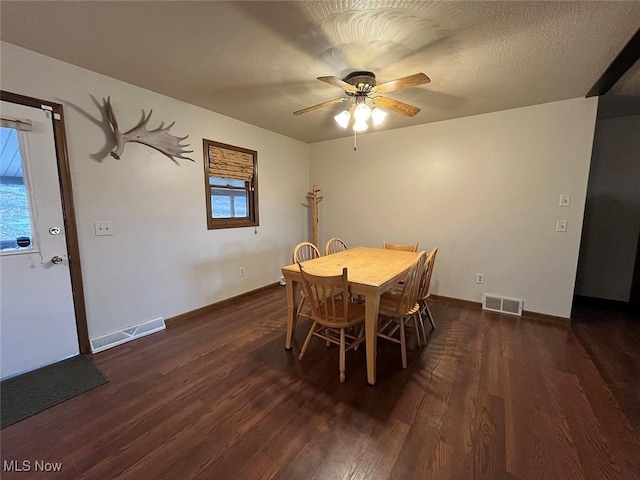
[90,317,165,353]
[482,294,524,316]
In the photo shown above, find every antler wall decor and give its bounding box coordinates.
[104,97,194,162]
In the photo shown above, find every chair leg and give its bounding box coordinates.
[424,301,436,329]
[291,315,298,346]
[296,295,306,318]
[400,317,407,369]
[298,321,317,361]
[354,325,365,350]
[417,310,427,345]
[339,328,346,383]
[413,315,422,346]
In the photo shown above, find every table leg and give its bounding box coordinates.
[284,278,297,350]
[364,293,380,385]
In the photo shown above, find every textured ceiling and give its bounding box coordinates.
[1,1,639,143]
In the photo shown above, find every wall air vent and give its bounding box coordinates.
[482,294,524,316]
[90,317,165,353]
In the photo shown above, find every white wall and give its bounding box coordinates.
[575,114,640,301]
[1,42,310,339]
[0,41,601,331]
[310,98,598,318]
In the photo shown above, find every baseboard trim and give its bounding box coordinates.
[168,288,571,329]
[431,294,571,327]
[521,310,571,327]
[166,282,280,326]
[430,295,481,309]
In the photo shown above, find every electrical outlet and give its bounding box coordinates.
[94,220,113,236]
[556,220,568,232]
[240,266,245,277]
[476,273,485,284]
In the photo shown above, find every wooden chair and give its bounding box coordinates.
[292,242,320,263]
[324,237,348,255]
[383,240,419,294]
[291,242,321,324]
[383,240,419,252]
[416,247,439,339]
[297,265,365,383]
[377,252,427,368]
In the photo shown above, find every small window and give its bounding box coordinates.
[204,139,258,229]
[0,125,36,253]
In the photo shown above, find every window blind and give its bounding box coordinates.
[208,145,254,182]
[0,117,32,131]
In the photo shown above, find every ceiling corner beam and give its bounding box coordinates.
[586,28,640,97]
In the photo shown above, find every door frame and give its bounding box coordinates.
[630,232,640,308]
[1,90,90,353]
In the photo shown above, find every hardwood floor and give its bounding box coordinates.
[571,301,640,435]
[1,287,639,479]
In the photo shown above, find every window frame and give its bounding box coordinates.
[203,139,259,230]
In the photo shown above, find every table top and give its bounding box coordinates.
[282,247,422,288]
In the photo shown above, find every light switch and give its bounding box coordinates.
[556,220,568,232]
[559,194,571,207]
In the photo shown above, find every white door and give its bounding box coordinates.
[0,100,79,379]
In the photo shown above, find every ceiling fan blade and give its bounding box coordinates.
[293,97,348,115]
[371,73,431,94]
[317,76,359,93]
[372,96,421,117]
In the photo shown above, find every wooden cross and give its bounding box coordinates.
[306,185,323,247]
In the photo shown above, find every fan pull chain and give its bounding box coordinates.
[353,130,357,151]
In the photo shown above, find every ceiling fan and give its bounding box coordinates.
[293,71,431,132]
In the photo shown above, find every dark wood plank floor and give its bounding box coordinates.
[1,287,639,479]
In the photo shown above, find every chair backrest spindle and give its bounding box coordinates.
[383,240,419,252]
[293,241,321,263]
[298,265,350,325]
[418,247,438,303]
[390,252,427,315]
[325,237,348,255]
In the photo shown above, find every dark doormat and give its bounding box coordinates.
[1,355,108,429]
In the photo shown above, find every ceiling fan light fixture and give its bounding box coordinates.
[353,119,369,132]
[334,110,351,129]
[296,71,429,140]
[353,103,372,122]
[371,107,387,126]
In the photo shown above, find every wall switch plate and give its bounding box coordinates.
[559,194,571,207]
[94,221,113,236]
[476,273,485,284]
[556,220,568,232]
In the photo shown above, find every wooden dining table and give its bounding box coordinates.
[281,246,422,385]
